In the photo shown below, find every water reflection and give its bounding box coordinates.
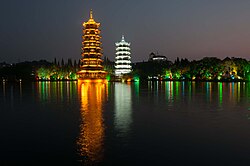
[0,82,23,110]
[19,82,22,98]
[114,83,132,137]
[205,82,212,103]
[165,81,173,103]
[77,82,108,164]
[134,81,139,98]
[2,81,6,102]
[10,85,14,109]
[36,81,77,103]
[155,81,249,111]
[218,82,223,106]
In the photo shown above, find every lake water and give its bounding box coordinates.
[0,81,250,165]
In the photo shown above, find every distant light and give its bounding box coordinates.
[134,77,140,82]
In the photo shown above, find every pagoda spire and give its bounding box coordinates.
[90,9,93,19]
[121,35,125,42]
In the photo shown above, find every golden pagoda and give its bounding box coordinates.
[77,10,107,81]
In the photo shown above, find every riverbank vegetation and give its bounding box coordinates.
[134,57,250,82]
[0,57,249,82]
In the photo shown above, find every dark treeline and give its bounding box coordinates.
[0,57,250,82]
[0,60,52,81]
[0,58,80,82]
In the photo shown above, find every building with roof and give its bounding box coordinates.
[77,10,107,80]
[114,36,132,76]
[148,52,167,62]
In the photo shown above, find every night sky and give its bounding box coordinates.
[1,0,250,63]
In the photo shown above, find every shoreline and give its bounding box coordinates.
[1,79,249,83]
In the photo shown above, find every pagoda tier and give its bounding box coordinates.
[77,10,107,80]
[115,36,132,76]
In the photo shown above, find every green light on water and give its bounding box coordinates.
[219,83,223,105]
[206,82,211,102]
[165,82,169,101]
[175,81,179,99]
[134,81,139,97]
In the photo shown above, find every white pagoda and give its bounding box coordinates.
[115,36,132,76]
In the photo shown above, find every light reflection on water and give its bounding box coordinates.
[77,82,108,164]
[0,81,250,164]
[35,81,77,104]
[114,83,132,137]
[1,81,249,114]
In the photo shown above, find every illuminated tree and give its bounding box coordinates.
[37,67,51,80]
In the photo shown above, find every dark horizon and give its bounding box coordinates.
[1,0,250,63]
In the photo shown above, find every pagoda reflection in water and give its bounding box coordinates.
[77,81,108,164]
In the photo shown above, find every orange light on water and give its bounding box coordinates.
[77,81,108,163]
[78,79,107,84]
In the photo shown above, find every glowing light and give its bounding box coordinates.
[77,10,107,80]
[165,70,172,79]
[78,79,108,84]
[77,82,108,163]
[106,74,111,81]
[218,82,223,105]
[247,74,250,81]
[115,36,132,76]
[133,76,140,82]
[114,83,132,137]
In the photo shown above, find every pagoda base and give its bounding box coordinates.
[77,70,107,83]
